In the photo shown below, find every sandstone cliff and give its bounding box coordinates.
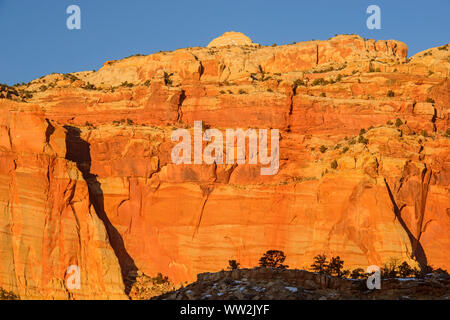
[0,34,448,299]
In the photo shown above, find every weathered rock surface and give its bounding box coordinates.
[153,268,450,300]
[0,104,127,299]
[0,34,448,299]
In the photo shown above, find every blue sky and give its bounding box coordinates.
[0,0,448,85]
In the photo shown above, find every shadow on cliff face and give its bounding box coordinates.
[384,178,428,269]
[64,126,138,294]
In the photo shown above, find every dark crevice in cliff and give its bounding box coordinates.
[383,178,428,268]
[431,106,437,132]
[286,87,295,133]
[198,61,205,80]
[45,119,55,144]
[64,125,138,295]
[177,90,186,123]
[315,44,319,65]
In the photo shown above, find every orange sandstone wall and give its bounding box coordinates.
[0,34,448,298]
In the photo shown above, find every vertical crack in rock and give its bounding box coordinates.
[192,183,214,239]
[431,106,437,132]
[64,125,138,294]
[315,44,319,65]
[286,86,295,133]
[383,178,428,268]
[177,90,186,123]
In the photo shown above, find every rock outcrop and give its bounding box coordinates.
[153,268,450,300]
[0,34,448,299]
[207,31,259,48]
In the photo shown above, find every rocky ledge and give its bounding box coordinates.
[153,268,450,300]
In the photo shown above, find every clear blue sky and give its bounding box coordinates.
[0,0,448,85]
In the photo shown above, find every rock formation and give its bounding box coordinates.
[0,33,448,299]
[153,267,450,300]
[207,31,259,48]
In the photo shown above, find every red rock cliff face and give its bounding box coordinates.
[0,103,126,299]
[0,34,449,298]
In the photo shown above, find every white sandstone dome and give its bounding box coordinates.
[207,31,259,48]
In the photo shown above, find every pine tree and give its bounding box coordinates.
[258,250,288,269]
[327,256,345,277]
[310,254,328,273]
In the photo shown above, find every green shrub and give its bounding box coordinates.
[426,97,435,103]
[398,262,414,278]
[293,79,306,88]
[163,72,173,86]
[341,146,349,153]
[120,81,134,88]
[63,73,80,82]
[358,136,369,145]
[331,160,338,169]
[0,288,18,300]
[421,130,428,137]
[238,89,247,94]
[320,92,326,97]
[359,128,366,135]
[152,272,170,285]
[350,268,366,279]
[386,120,393,125]
[319,145,327,153]
[444,129,450,138]
[395,118,403,127]
[228,260,241,270]
[387,90,395,97]
[311,78,328,86]
[82,82,96,90]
